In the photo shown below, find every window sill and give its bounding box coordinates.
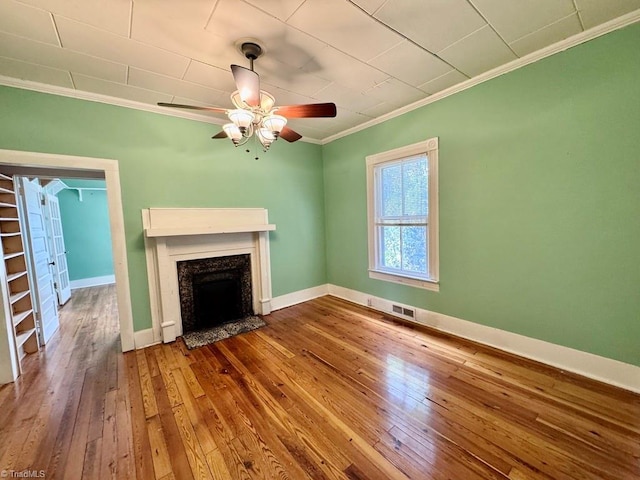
[368,270,440,292]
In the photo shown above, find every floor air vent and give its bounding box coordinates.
[403,307,415,318]
[392,304,415,319]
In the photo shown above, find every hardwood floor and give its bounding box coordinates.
[1,286,638,479]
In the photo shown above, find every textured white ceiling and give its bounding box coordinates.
[1,0,639,141]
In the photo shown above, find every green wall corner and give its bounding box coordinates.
[323,23,640,366]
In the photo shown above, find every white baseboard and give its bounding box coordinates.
[70,274,115,289]
[327,284,640,394]
[271,284,329,311]
[134,328,160,350]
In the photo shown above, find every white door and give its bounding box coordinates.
[44,194,71,305]
[19,179,60,345]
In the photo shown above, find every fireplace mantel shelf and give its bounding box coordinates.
[145,224,276,238]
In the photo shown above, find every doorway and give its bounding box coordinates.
[15,176,116,347]
[0,149,134,366]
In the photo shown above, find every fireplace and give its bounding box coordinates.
[177,254,253,334]
[142,208,275,344]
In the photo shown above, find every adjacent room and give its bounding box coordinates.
[0,1,638,479]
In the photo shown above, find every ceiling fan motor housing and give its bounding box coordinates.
[241,42,263,61]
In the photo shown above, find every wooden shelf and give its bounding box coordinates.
[0,174,13,181]
[10,290,29,305]
[0,202,16,208]
[4,251,24,260]
[0,187,14,195]
[15,328,36,348]
[13,309,33,327]
[0,217,19,222]
[7,271,27,282]
[1,232,21,237]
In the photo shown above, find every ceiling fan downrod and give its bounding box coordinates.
[240,42,263,72]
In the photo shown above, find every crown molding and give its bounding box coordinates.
[1,8,638,147]
[0,74,322,144]
[321,8,640,145]
[0,74,227,126]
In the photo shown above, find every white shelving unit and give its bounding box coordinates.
[0,173,38,377]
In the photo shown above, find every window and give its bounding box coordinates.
[366,138,439,291]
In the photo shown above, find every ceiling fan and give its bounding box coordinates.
[158,41,337,154]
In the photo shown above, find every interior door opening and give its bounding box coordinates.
[0,149,135,384]
[14,176,115,348]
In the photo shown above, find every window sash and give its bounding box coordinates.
[374,156,429,279]
[366,137,439,290]
[376,224,429,279]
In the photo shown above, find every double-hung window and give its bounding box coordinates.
[366,138,439,291]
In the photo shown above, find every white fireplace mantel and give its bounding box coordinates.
[142,208,275,345]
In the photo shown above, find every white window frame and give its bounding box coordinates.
[366,137,439,291]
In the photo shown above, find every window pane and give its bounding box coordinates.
[401,226,427,274]
[402,156,427,216]
[380,164,402,217]
[380,226,401,269]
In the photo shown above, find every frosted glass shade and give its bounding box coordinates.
[222,123,243,144]
[262,114,287,136]
[257,128,276,149]
[228,109,255,131]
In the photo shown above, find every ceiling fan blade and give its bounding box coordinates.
[279,126,303,143]
[275,103,337,118]
[231,65,260,107]
[212,131,227,139]
[157,102,227,114]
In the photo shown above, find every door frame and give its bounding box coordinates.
[0,149,134,352]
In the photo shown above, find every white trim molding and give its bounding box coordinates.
[366,137,439,290]
[271,284,329,311]
[1,11,638,147]
[0,149,135,352]
[70,274,116,290]
[322,9,640,144]
[0,75,321,145]
[327,284,640,394]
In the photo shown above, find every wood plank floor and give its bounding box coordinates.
[1,286,638,479]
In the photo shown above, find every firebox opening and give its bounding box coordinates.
[193,271,244,329]
[177,254,253,335]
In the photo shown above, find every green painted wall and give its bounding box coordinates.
[323,24,640,366]
[57,179,114,281]
[0,90,327,331]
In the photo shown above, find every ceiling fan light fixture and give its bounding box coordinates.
[257,128,276,150]
[262,114,287,137]
[222,123,243,145]
[228,109,255,133]
[230,91,248,109]
[259,91,276,112]
[157,39,335,158]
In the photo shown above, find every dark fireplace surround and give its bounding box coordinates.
[177,254,253,334]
